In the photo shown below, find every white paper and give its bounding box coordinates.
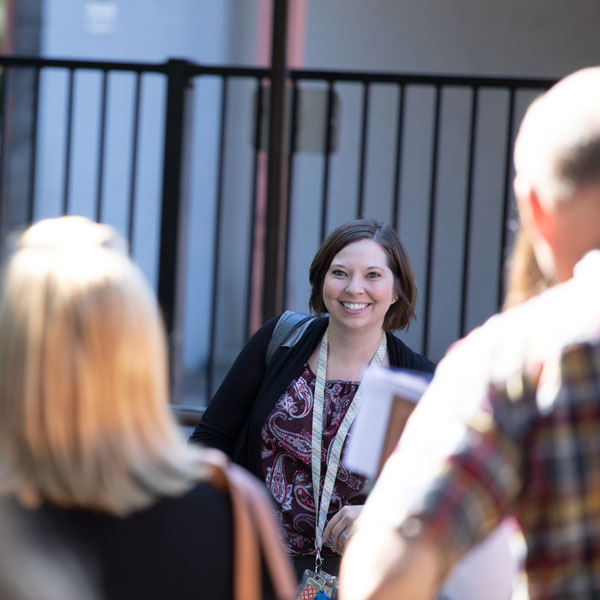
[344,366,430,478]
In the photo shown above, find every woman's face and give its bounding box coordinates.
[321,239,397,333]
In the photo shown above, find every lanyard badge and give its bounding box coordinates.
[295,329,387,600]
[297,569,338,600]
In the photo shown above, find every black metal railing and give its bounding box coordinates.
[0,54,555,417]
[282,70,554,362]
[0,55,167,241]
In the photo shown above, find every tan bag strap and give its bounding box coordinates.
[204,449,297,600]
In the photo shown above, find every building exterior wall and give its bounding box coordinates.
[29,1,600,379]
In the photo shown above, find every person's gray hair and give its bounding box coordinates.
[514,67,600,206]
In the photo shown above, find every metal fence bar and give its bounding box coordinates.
[127,71,142,248]
[0,55,554,87]
[206,76,229,398]
[95,69,108,222]
[459,87,479,337]
[320,80,335,243]
[422,86,442,358]
[26,67,41,223]
[261,0,289,322]
[62,68,75,214]
[190,65,269,79]
[357,81,370,218]
[245,78,264,339]
[391,84,406,229]
[0,56,554,91]
[157,58,193,402]
[497,89,516,309]
[0,55,168,73]
[291,68,555,89]
[282,80,299,309]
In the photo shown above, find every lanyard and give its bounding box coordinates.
[311,328,387,566]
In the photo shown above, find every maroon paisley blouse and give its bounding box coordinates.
[260,363,368,556]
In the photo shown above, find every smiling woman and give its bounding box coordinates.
[190,218,436,581]
[322,239,397,338]
[309,220,417,332]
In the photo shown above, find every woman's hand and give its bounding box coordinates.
[323,505,363,555]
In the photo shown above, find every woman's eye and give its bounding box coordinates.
[366,272,381,278]
[332,270,346,277]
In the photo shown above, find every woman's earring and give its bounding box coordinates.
[392,296,398,302]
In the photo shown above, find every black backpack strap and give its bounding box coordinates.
[265,311,315,368]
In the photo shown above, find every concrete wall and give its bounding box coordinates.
[303,0,600,77]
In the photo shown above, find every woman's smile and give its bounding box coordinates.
[340,301,370,312]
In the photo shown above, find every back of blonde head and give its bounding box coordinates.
[0,217,203,515]
[514,66,600,206]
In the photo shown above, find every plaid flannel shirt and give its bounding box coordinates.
[363,250,600,599]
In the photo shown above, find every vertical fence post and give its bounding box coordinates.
[262,0,289,322]
[157,58,193,403]
[0,66,40,250]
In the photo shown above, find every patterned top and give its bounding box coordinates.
[361,250,600,599]
[261,363,368,556]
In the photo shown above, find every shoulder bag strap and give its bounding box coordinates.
[205,449,297,600]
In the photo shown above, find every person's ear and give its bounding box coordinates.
[514,175,559,280]
[514,176,555,247]
[529,189,556,247]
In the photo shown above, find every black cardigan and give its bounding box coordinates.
[189,315,436,478]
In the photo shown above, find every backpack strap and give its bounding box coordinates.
[265,311,315,368]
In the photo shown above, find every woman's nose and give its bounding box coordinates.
[345,275,364,294]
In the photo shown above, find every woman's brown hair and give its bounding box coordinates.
[309,219,417,331]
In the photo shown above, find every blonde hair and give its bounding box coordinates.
[503,225,554,310]
[0,217,205,515]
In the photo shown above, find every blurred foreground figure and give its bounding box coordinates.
[340,67,600,599]
[0,216,293,600]
[0,500,97,600]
